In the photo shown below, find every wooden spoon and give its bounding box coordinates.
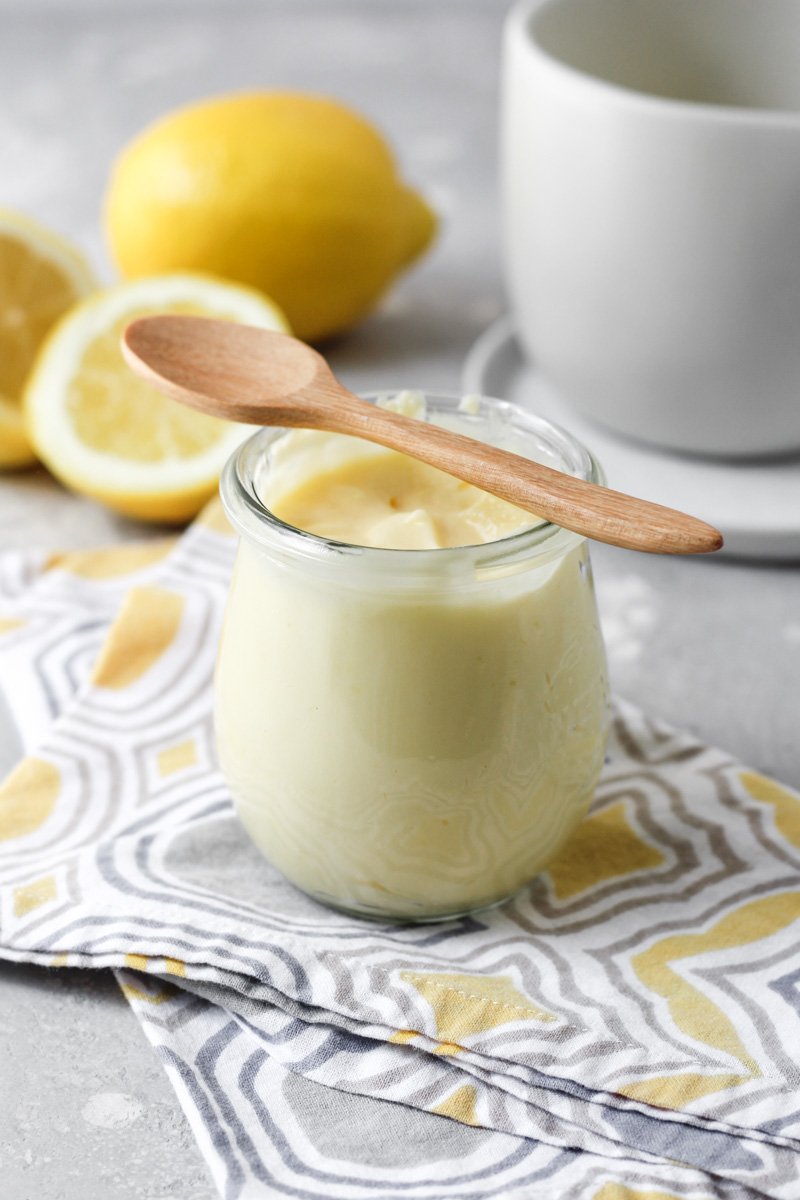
[122,315,722,555]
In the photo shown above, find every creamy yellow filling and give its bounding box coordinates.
[270,449,536,549]
[215,409,608,920]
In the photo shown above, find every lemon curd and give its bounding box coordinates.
[271,450,536,550]
[215,394,609,920]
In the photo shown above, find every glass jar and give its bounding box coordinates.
[216,392,609,921]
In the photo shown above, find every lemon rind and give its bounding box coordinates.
[24,273,289,502]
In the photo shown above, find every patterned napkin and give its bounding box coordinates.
[1,502,799,1200]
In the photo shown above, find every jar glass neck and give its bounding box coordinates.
[219,391,603,583]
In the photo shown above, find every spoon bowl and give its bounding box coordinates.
[122,315,723,555]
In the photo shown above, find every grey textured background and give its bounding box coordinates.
[1,2,799,1197]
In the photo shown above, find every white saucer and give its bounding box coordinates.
[462,317,800,560]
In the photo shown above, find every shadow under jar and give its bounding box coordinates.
[215,392,609,921]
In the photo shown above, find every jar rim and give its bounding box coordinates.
[219,391,604,578]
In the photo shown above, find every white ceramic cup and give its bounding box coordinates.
[502,0,800,457]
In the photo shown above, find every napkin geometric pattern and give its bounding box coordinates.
[1,502,800,1199]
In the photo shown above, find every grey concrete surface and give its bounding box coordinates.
[0,962,216,1200]
[1,2,799,1198]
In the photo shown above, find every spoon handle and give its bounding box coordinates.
[121,316,722,555]
[303,385,722,555]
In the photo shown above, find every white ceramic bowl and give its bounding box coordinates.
[502,0,800,456]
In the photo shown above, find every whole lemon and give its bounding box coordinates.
[105,92,437,342]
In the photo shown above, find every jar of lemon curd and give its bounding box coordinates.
[215,392,609,921]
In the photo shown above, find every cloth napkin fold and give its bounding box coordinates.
[1,501,799,1200]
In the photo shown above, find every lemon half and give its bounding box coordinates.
[0,210,96,468]
[24,274,289,523]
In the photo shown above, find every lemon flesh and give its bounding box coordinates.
[0,210,95,468]
[24,274,289,523]
[105,92,437,343]
[68,304,231,462]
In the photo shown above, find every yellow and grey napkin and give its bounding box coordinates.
[1,501,799,1199]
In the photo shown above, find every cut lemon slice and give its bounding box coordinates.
[24,274,289,523]
[0,210,96,468]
